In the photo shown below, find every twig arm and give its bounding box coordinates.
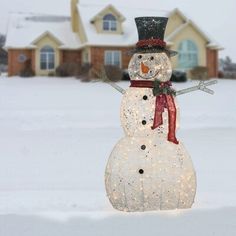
[176,80,217,96]
[107,82,126,94]
[92,67,126,95]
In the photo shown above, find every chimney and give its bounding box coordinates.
[71,0,79,32]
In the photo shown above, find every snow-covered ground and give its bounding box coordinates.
[0,76,235,235]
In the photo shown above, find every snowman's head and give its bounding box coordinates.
[128,52,172,82]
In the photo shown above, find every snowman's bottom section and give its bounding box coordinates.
[105,136,196,212]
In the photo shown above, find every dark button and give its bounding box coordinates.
[139,169,144,174]
[143,95,148,100]
[141,145,146,150]
[142,120,146,125]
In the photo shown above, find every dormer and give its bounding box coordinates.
[90,4,126,34]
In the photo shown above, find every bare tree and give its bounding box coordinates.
[0,34,6,48]
[219,56,236,79]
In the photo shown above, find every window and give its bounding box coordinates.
[103,14,117,31]
[104,51,121,67]
[18,54,27,63]
[40,46,55,70]
[178,40,198,70]
[82,50,89,63]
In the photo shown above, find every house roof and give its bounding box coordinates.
[78,4,221,50]
[5,13,81,49]
[4,4,222,51]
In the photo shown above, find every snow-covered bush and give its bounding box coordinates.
[0,34,5,48]
[190,66,208,80]
[56,62,94,81]
[0,64,7,73]
[103,65,123,82]
[56,62,80,77]
[170,70,187,82]
[219,56,236,79]
[19,59,35,77]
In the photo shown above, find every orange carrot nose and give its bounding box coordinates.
[141,62,150,74]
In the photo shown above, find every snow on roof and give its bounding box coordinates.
[5,13,81,49]
[78,3,170,47]
[5,4,221,50]
[78,3,221,49]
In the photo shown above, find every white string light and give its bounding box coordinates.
[105,52,197,212]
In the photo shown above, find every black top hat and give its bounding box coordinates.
[131,17,177,57]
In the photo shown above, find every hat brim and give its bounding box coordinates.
[127,48,178,57]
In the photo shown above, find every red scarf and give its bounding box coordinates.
[130,80,179,145]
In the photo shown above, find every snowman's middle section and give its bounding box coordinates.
[120,87,180,137]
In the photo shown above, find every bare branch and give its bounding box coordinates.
[176,80,217,96]
[93,67,126,95]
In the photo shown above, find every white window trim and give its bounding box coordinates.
[102,14,117,32]
[104,50,122,68]
[40,46,55,71]
[177,39,199,71]
[103,20,117,32]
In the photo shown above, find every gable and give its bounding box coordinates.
[90,5,126,34]
[171,23,208,46]
[166,9,187,37]
[90,4,125,23]
[34,33,61,76]
[166,9,213,44]
[31,32,63,47]
[170,24,208,68]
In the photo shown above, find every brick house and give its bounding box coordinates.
[5,0,222,77]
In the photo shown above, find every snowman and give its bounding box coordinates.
[104,17,217,212]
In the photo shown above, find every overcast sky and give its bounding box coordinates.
[0,0,235,61]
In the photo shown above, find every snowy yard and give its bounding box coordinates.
[0,76,235,235]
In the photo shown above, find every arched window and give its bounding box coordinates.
[103,14,117,31]
[40,46,55,70]
[178,40,198,70]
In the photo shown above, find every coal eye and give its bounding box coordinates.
[150,56,154,60]
[138,55,142,59]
